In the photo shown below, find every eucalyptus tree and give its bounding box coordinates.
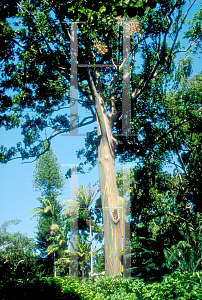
[0,0,201,276]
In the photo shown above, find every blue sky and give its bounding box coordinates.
[0,1,201,245]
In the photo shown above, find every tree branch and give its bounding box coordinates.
[167,211,190,223]
[16,3,53,53]
[4,114,95,164]
[171,131,189,178]
[12,39,25,48]
[131,6,174,100]
[132,0,197,100]
[173,35,202,56]
[144,106,202,150]
[172,155,184,187]
[109,75,119,127]
[170,0,197,57]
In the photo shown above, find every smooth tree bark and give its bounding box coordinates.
[93,71,124,276]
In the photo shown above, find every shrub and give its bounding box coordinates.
[46,275,141,300]
[0,277,82,300]
[20,271,202,300]
[141,271,202,300]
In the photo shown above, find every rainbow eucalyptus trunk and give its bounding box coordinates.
[91,70,124,276]
[97,126,123,276]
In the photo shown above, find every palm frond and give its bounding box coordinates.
[30,208,44,219]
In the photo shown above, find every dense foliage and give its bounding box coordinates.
[0,0,200,163]
[0,276,82,300]
[34,272,202,300]
[0,220,42,281]
[114,72,202,279]
[1,257,202,300]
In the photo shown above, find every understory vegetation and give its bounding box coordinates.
[1,268,202,300]
[1,218,202,299]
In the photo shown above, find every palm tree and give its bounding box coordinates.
[62,182,102,276]
[46,224,67,255]
[76,183,98,208]
[70,234,101,279]
[30,198,60,277]
[76,183,98,276]
[46,223,69,276]
[30,198,56,220]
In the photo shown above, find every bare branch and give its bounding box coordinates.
[12,39,25,48]
[15,259,25,268]
[173,35,202,55]
[170,0,197,57]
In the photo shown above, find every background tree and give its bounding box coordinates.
[116,72,202,279]
[76,183,103,277]
[32,141,65,200]
[62,182,104,277]
[93,244,105,275]
[0,219,41,283]
[31,143,66,275]
[69,234,101,279]
[0,0,201,276]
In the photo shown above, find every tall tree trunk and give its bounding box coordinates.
[87,68,124,276]
[97,130,123,276]
[94,84,123,276]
